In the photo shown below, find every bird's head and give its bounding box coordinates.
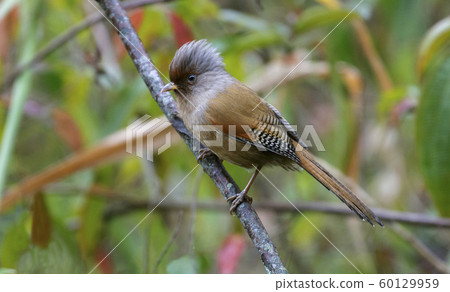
[161,40,229,99]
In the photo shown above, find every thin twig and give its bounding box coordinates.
[152,211,184,273]
[96,0,288,274]
[318,0,393,92]
[390,223,450,273]
[102,198,450,229]
[351,19,393,92]
[0,0,169,92]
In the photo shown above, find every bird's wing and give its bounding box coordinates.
[266,103,308,149]
[203,82,301,163]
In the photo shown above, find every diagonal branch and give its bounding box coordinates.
[95,0,287,274]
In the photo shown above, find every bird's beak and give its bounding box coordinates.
[161,82,177,93]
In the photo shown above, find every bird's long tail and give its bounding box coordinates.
[293,141,383,226]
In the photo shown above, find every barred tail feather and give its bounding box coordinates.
[294,142,383,226]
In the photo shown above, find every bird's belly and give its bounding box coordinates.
[206,135,257,169]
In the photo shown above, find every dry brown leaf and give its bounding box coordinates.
[246,50,330,93]
[31,192,52,248]
[0,116,180,212]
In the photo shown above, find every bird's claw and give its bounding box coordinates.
[227,192,253,214]
[197,148,219,163]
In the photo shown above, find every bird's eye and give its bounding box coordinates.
[187,74,197,83]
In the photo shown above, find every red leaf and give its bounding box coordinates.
[114,8,144,59]
[94,247,114,274]
[129,8,144,29]
[52,109,83,151]
[0,6,19,60]
[169,12,194,48]
[217,234,246,274]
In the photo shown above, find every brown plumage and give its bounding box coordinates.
[162,40,382,226]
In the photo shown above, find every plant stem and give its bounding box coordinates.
[0,2,38,197]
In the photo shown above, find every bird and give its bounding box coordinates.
[161,40,383,226]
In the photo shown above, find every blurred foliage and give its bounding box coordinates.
[0,0,449,274]
[416,53,450,217]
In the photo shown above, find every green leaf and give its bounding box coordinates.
[377,86,419,118]
[220,9,271,31]
[173,0,218,26]
[230,30,285,52]
[288,215,320,249]
[377,87,408,117]
[295,6,358,34]
[77,195,105,258]
[166,255,198,274]
[416,56,450,217]
[418,17,450,78]
[102,79,145,136]
[0,214,30,268]
[0,0,39,195]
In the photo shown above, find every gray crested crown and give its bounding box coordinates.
[169,40,225,81]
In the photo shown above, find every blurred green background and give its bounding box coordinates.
[0,0,449,273]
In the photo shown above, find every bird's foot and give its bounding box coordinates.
[197,148,218,163]
[227,192,253,214]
